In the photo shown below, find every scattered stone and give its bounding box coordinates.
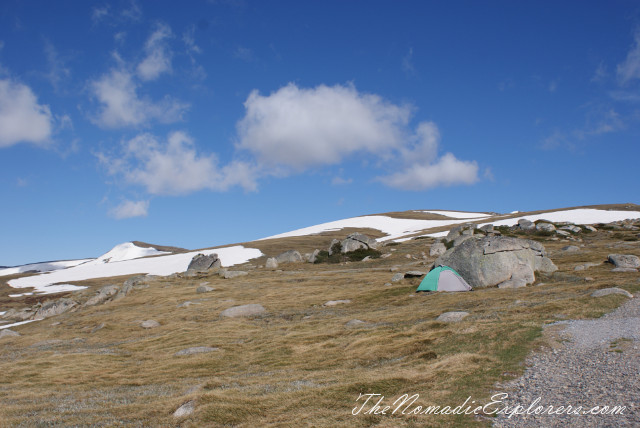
[591,288,633,298]
[574,262,600,271]
[196,285,214,293]
[612,267,639,273]
[186,253,221,273]
[174,346,219,356]
[404,271,426,278]
[436,311,470,322]
[608,254,640,269]
[308,249,320,264]
[0,329,20,338]
[84,284,120,306]
[560,245,580,252]
[91,323,106,333]
[479,224,494,233]
[391,273,404,282]
[222,270,248,279]
[140,320,160,329]
[221,304,266,318]
[35,298,77,320]
[173,400,195,418]
[276,250,303,264]
[556,230,570,237]
[2,308,36,321]
[429,242,447,257]
[265,257,278,269]
[584,277,595,282]
[584,225,598,232]
[536,222,556,233]
[560,225,581,233]
[345,319,366,328]
[123,275,147,290]
[435,236,557,289]
[178,301,198,308]
[384,283,392,286]
[339,233,379,253]
[323,299,351,307]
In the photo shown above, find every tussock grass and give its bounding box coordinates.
[1,219,639,426]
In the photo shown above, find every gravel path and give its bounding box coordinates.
[493,294,640,427]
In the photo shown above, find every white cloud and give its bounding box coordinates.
[234,46,254,62]
[402,47,416,76]
[110,199,149,219]
[91,5,110,24]
[101,131,256,196]
[137,23,173,81]
[183,25,201,55]
[0,78,53,147]
[121,0,142,21]
[44,40,71,91]
[617,30,640,84]
[90,68,188,128]
[331,176,353,185]
[237,83,411,171]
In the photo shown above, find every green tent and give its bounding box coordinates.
[416,266,472,292]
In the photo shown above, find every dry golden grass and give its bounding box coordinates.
[0,211,639,426]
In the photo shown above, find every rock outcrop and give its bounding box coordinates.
[435,236,557,289]
[275,250,303,264]
[608,254,640,269]
[220,304,266,318]
[186,253,221,273]
[339,233,379,253]
[34,298,77,320]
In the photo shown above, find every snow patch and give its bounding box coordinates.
[479,209,640,228]
[95,242,168,264]
[419,210,491,219]
[0,320,35,330]
[8,245,262,293]
[0,259,93,277]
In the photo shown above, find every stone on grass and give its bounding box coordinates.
[612,267,638,273]
[221,304,266,318]
[308,249,320,264]
[391,273,404,282]
[518,219,536,231]
[222,270,248,279]
[340,233,379,253]
[265,257,278,269]
[591,288,633,298]
[323,299,351,307]
[0,329,20,338]
[608,254,640,269]
[536,223,556,233]
[141,320,160,329]
[345,319,366,328]
[173,400,195,418]
[174,346,219,356]
[436,311,470,323]
[404,271,426,278]
[196,285,214,293]
[560,225,581,233]
[187,253,221,272]
[574,262,600,271]
[561,245,580,252]
[35,298,77,319]
[556,230,571,237]
[275,250,303,264]
[584,225,598,232]
[84,284,120,306]
[429,242,447,257]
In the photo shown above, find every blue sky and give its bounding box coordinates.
[1,0,639,265]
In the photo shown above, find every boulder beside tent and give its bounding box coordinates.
[416,266,472,292]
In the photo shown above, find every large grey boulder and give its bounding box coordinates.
[340,233,379,253]
[276,250,303,264]
[479,224,494,233]
[435,236,557,289]
[430,242,447,257]
[221,304,266,318]
[84,284,120,306]
[518,219,536,231]
[536,223,556,233]
[560,225,581,233]
[34,298,77,320]
[608,254,640,269]
[186,253,221,272]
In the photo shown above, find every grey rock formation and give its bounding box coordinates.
[0,329,20,338]
[339,233,379,253]
[536,222,556,233]
[584,225,598,232]
[556,230,571,237]
[391,273,404,282]
[429,242,447,257]
[308,249,320,263]
[574,262,600,271]
[174,346,219,356]
[560,225,581,233]
[608,254,640,269]
[35,298,77,319]
[186,253,221,272]
[84,284,120,306]
[435,236,557,289]
[345,319,366,328]
[518,219,536,231]
[173,400,195,418]
[222,270,248,279]
[2,308,36,321]
[220,304,266,318]
[196,285,214,293]
[591,288,633,298]
[436,311,470,322]
[612,267,638,273]
[275,250,303,264]
[404,271,426,278]
[561,245,580,252]
[452,234,474,247]
[265,257,278,269]
[479,224,494,233]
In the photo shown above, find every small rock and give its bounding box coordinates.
[222,270,248,279]
[323,299,351,307]
[140,320,160,329]
[391,273,404,282]
[85,284,120,306]
[308,249,320,264]
[560,225,581,233]
[35,298,77,319]
[173,400,195,418]
[518,219,536,231]
[220,304,266,318]
[536,222,556,233]
[265,258,278,269]
[556,230,570,237]
[91,323,106,333]
[584,277,595,282]
[584,225,598,232]
[574,262,600,271]
[561,245,580,252]
[591,288,633,298]
[384,283,392,286]
[608,254,640,269]
[405,254,412,259]
[404,271,426,278]
[196,285,214,293]
[345,319,366,328]
[612,267,638,273]
[0,329,20,338]
[436,311,470,322]
[174,346,219,356]
[178,301,198,308]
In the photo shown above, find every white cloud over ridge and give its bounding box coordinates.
[110,199,149,219]
[90,68,188,128]
[236,83,479,190]
[101,131,256,196]
[0,78,53,147]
